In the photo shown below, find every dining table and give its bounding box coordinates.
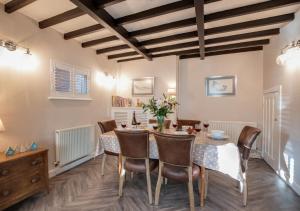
[99,128,243,206]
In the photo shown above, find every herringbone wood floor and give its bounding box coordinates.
[7,155,300,211]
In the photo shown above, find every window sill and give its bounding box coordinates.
[48,97,93,101]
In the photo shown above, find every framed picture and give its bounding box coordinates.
[132,77,155,96]
[206,75,236,97]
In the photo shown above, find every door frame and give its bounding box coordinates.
[263,85,282,173]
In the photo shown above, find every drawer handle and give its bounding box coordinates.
[0,169,9,176]
[31,175,41,184]
[2,190,10,197]
[31,157,43,166]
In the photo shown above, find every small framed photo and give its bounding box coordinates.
[206,75,236,97]
[132,77,155,96]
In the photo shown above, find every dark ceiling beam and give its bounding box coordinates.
[130,0,300,37]
[115,0,220,25]
[96,44,129,54]
[39,0,124,29]
[64,24,104,40]
[117,46,264,63]
[205,0,300,23]
[111,39,269,60]
[71,0,151,60]
[147,29,278,53]
[82,36,118,48]
[94,0,126,8]
[61,0,299,41]
[39,8,85,29]
[205,39,269,52]
[205,13,293,35]
[4,0,37,13]
[138,13,293,46]
[129,17,196,37]
[98,12,290,55]
[194,0,205,59]
[117,56,144,63]
[180,46,263,59]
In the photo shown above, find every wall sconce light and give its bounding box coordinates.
[0,39,38,71]
[276,40,300,67]
[95,71,116,90]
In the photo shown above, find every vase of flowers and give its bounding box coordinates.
[142,94,178,132]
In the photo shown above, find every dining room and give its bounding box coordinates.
[0,0,300,210]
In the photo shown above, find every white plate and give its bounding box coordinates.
[207,133,229,140]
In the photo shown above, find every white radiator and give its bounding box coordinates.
[208,120,258,149]
[55,125,95,167]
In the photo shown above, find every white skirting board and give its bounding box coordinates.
[49,154,94,178]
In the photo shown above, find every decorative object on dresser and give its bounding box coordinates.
[0,149,49,210]
[132,77,155,96]
[206,75,237,97]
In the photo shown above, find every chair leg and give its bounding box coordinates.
[164,178,168,185]
[130,172,134,180]
[118,156,126,197]
[188,167,195,211]
[155,162,163,205]
[118,154,122,175]
[200,166,206,207]
[101,153,107,176]
[145,159,153,204]
[242,172,247,206]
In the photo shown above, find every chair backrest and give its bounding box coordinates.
[153,132,195,167]
[237,126,261,163]
[98,120,117,133]
[149,119,171,129]
[177,119,201,129]
[115,130,149,159]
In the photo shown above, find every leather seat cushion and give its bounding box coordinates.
[104,150,119,156]
[162,163,200,182]
[125,159,158,173]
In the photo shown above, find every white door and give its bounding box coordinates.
[262,88,281,172]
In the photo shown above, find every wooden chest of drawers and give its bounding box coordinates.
[0,149,49,210]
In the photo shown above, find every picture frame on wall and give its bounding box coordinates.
[132,77,155,96]
[205,75,236,97]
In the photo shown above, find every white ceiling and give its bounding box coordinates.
[1,0,300,61]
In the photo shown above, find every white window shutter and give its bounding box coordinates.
[49,60,91,100]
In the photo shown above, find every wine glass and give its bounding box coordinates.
[172,121,177,129]
[203,121,209,132]
[195,123,201,132]
[121,122,127,128]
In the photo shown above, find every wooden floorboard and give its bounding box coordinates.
[6,156,300,211]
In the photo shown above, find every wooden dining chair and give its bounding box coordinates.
[237,126,261,206]
[98,120,120,176]
[149,119,171,129]
[177,119,201,129]
[115,130,158,204]
[153,132,204,211]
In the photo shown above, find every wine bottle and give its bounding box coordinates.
[132,111,137,126]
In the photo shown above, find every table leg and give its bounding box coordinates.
[118,154,122,175]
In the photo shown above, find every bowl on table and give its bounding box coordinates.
[209,130,227,140]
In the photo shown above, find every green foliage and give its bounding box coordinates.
[142,94,178,118]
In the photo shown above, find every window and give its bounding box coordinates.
[49,60,91,100]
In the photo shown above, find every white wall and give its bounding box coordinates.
[0,5,117,170]
[263,10,300,195]
[116,56,177,103]
[178,52,263,126]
